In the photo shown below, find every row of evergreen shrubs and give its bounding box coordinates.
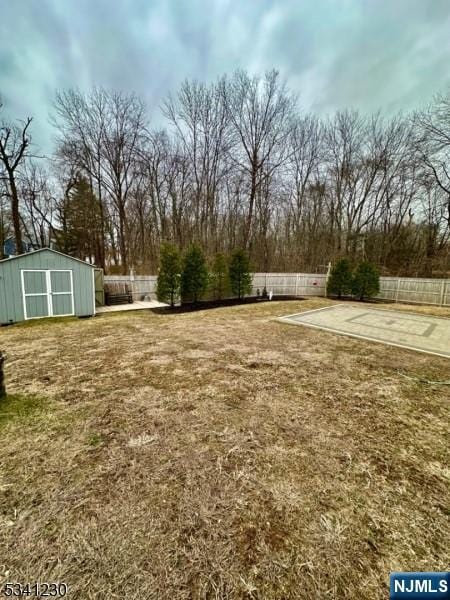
[156,243,252,307]
[328,259,380,300]
[157,245,381,307]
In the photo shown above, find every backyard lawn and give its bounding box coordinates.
[0,298,449,599]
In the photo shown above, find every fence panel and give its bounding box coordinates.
[377,277,398,302]
[296,274,327,296]
[377,277,450,306]
[252,273,298,295]
[402,279,445,305]
[444,283,450,307]
[252,273,327,296]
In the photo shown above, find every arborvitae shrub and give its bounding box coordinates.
[352,261,380,301]
[180,244,209,304]
[156,243,181,307]
[210,253,229,300]
[229,249,252,300]
[327,258,353,298]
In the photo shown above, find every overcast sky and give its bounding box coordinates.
[1,0,450,152]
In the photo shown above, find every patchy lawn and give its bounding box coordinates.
[0,298,449,599]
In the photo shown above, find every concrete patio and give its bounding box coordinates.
[279,304,450,358]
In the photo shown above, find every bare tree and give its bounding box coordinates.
[20,163,56,248]
[52,89,108,268]
[163,78,231,250]
[222,70,296,250]
[53,88,147,272]
[0,101,33,254]
[414,92,450,226]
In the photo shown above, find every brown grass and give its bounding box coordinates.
[0,298,449,599]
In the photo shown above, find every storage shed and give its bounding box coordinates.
[0,249,96,324]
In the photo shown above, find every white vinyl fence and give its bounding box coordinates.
[104,273,450,307]
[251,273,327,297]
[376,277,450,306]
[252,273,450,306]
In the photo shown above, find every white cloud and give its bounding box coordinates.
[1,0,450,152]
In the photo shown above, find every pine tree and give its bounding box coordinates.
[327,258,353,298]
[210,252,229,300]
[229,249,252,300]
[180,244,209,304]
[156,243,181,307]
[352,262,380,301]
[56,177,102,262]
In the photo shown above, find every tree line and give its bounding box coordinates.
[1,70,450,276]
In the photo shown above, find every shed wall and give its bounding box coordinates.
[0,250,95,324]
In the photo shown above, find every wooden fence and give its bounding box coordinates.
[103,273,450,307]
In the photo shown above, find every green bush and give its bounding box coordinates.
[229,249,252,300]
[180,244,209,304]
[156,243,181,307]
[352,261,380,301]
[327,258,353,298]
[210,253,230,300]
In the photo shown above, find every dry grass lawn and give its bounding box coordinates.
[0,298,449,599]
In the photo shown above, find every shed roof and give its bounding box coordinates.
[0,247,97,267]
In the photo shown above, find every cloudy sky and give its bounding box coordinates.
[1,0,450,152]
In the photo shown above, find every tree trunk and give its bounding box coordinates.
[9,174,23,255]
[118,205,128,274]
[243,171,257,250]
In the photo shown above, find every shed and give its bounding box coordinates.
[0,248,97,324]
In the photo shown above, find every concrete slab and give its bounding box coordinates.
[97,300,167,313]
[279,304,450,358]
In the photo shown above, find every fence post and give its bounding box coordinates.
[295,273,299,297]
[130,269,136,302]
[324,262,332,298]
[395,278,401,303]
[440,281,446,306]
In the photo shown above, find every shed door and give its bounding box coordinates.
[50,270,74,316]
[21,269,74,319]
[21,270,50,319]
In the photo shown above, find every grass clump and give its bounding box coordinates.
[88,433,105,447]
[0,394,47,428]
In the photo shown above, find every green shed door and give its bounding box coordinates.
[50,270,74,316]
[21,269,75,319]
[22,270,50,319]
